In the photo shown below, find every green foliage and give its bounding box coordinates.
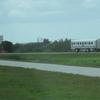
[2,41,13,53]
[0,66,100,100]
[13,38,71,52]
[50,39,71,52]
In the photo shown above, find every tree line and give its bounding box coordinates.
[0,38,71,53]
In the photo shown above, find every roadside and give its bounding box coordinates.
[0,60,100,77]
[0,53,100,68]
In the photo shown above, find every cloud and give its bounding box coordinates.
[0,0,82,16]
[82,0,100,8]
[0,0,66,23]
[0,0,100,23]
[1,0,63,15]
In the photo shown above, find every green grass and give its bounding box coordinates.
[0,53,100,67]
[0,66,100,100]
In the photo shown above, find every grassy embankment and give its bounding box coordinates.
[0,66,100,100]
[0,53,100,67]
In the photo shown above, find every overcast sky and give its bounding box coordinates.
[0,0,100,43]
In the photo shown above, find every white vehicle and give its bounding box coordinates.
[71,39,100,52]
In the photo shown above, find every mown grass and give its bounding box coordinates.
[0,53,100,67]
[0,66,100,100]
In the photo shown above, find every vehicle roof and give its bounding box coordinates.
[71,39,97,42]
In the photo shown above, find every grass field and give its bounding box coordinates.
[0,53,100,67]
[0,66,100,100]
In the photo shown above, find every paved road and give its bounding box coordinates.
[0,60,100,77]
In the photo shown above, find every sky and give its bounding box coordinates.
[0,0,100,43]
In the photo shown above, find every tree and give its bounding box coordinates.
[2,41,13,53]
[43,39,50,44]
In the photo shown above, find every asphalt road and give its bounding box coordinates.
[0,60,100,77]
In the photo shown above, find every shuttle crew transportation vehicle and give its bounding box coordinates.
[71,39,100,52]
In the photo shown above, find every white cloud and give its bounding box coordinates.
[82,0,99,8]
[0,0,79,16]
[0,0,63,17]
[0,0,100,23]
